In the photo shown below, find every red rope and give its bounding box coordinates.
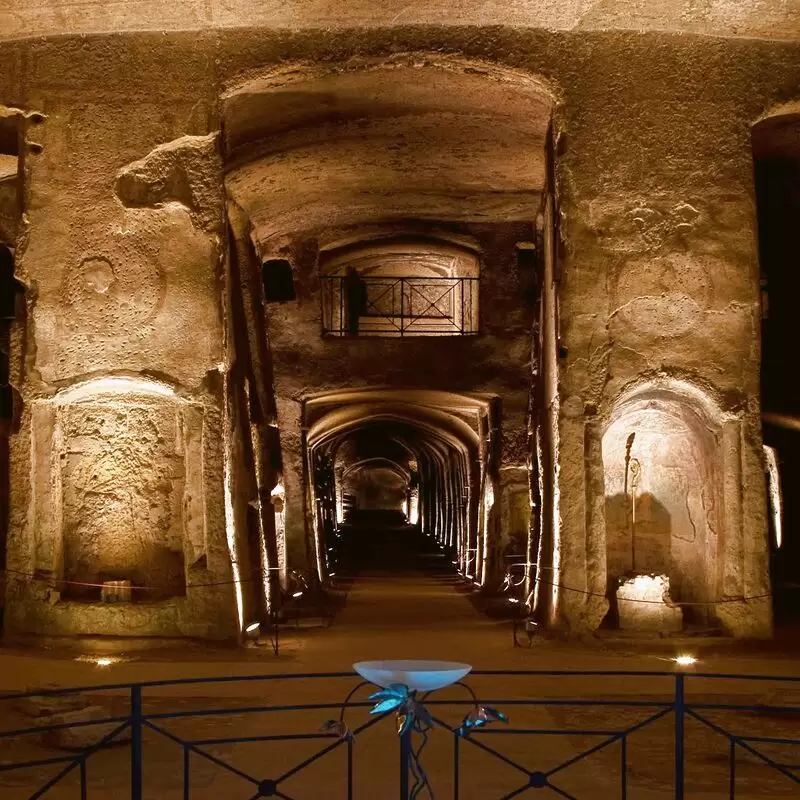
[1,567,260,591]
[1,567,773,607]
[529,574,772,607]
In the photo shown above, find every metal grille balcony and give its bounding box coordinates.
[321,275,479,337]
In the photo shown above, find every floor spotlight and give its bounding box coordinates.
[673,655,697,667]
[244,621,260,641]
[292,590,304,598]
[75,655,122,668]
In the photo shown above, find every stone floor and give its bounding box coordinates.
[1,535,800,798]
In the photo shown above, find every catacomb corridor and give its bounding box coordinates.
[1,2,799,654]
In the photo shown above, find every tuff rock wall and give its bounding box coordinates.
[0,6,797,639]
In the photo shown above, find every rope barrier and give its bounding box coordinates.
[0,566,774,607]
[526,574,772,607]
[0,566,263,591]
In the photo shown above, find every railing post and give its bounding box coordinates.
[454,731,460,799]
[399,727,411,799]
[131,685,143,800]
[675,673,685,800]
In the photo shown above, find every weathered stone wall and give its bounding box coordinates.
[5,382,237,638]
[550,32,797,634]
[59,399,186,600]
[0,49,239,638]
[2,0,797,42]
[0,16,796,637]
[260,222,536,567]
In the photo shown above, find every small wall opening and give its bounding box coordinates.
[602,387,723,628]
[262,258,296,303]
[0,112,22,247]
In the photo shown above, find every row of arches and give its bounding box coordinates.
[303,390,494,585]
[1,55,792,642]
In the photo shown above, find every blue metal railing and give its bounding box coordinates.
[2,670,800,799]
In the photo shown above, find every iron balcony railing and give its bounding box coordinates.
[2,669,800,799]
[321,275,479,337]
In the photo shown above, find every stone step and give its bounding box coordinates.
[12,685,92,718]
[39,706,131,752]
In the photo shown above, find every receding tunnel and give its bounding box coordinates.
[303,389,496,583]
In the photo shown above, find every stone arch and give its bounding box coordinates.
[50,377,193,602]
[4,375,240,640]
[221,55,554,595]
[221,54,556,244]
[599,377,733,629]
[304,388,492,585]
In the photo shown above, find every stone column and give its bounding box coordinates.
[30,403,62,579]
[556,407,591,631]
[584,420,608,611]
[277,399,311,579]
[716,416,772,637]
[720,420,744,598]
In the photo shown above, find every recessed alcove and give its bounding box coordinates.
[602,384,724,626]
[6,376,239,639]
[59,398,187,602]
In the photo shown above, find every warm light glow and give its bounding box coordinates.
[763,412,800,432]
[274,494,287,578]
[550,397,562,624]
[309,482,326,583]
[75,655,122,667]
[674,655,697,667]
[764,445,783,548]
[245,621,260,634]
[271,482,285,498]
[292,590,304,598]
[246,414,275,613]
[629,574,663,594]
[532,427,546,614]
[56,376,179,403]
[480,478,495,585]
[222,381,245,635]
[409,489,419,526]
